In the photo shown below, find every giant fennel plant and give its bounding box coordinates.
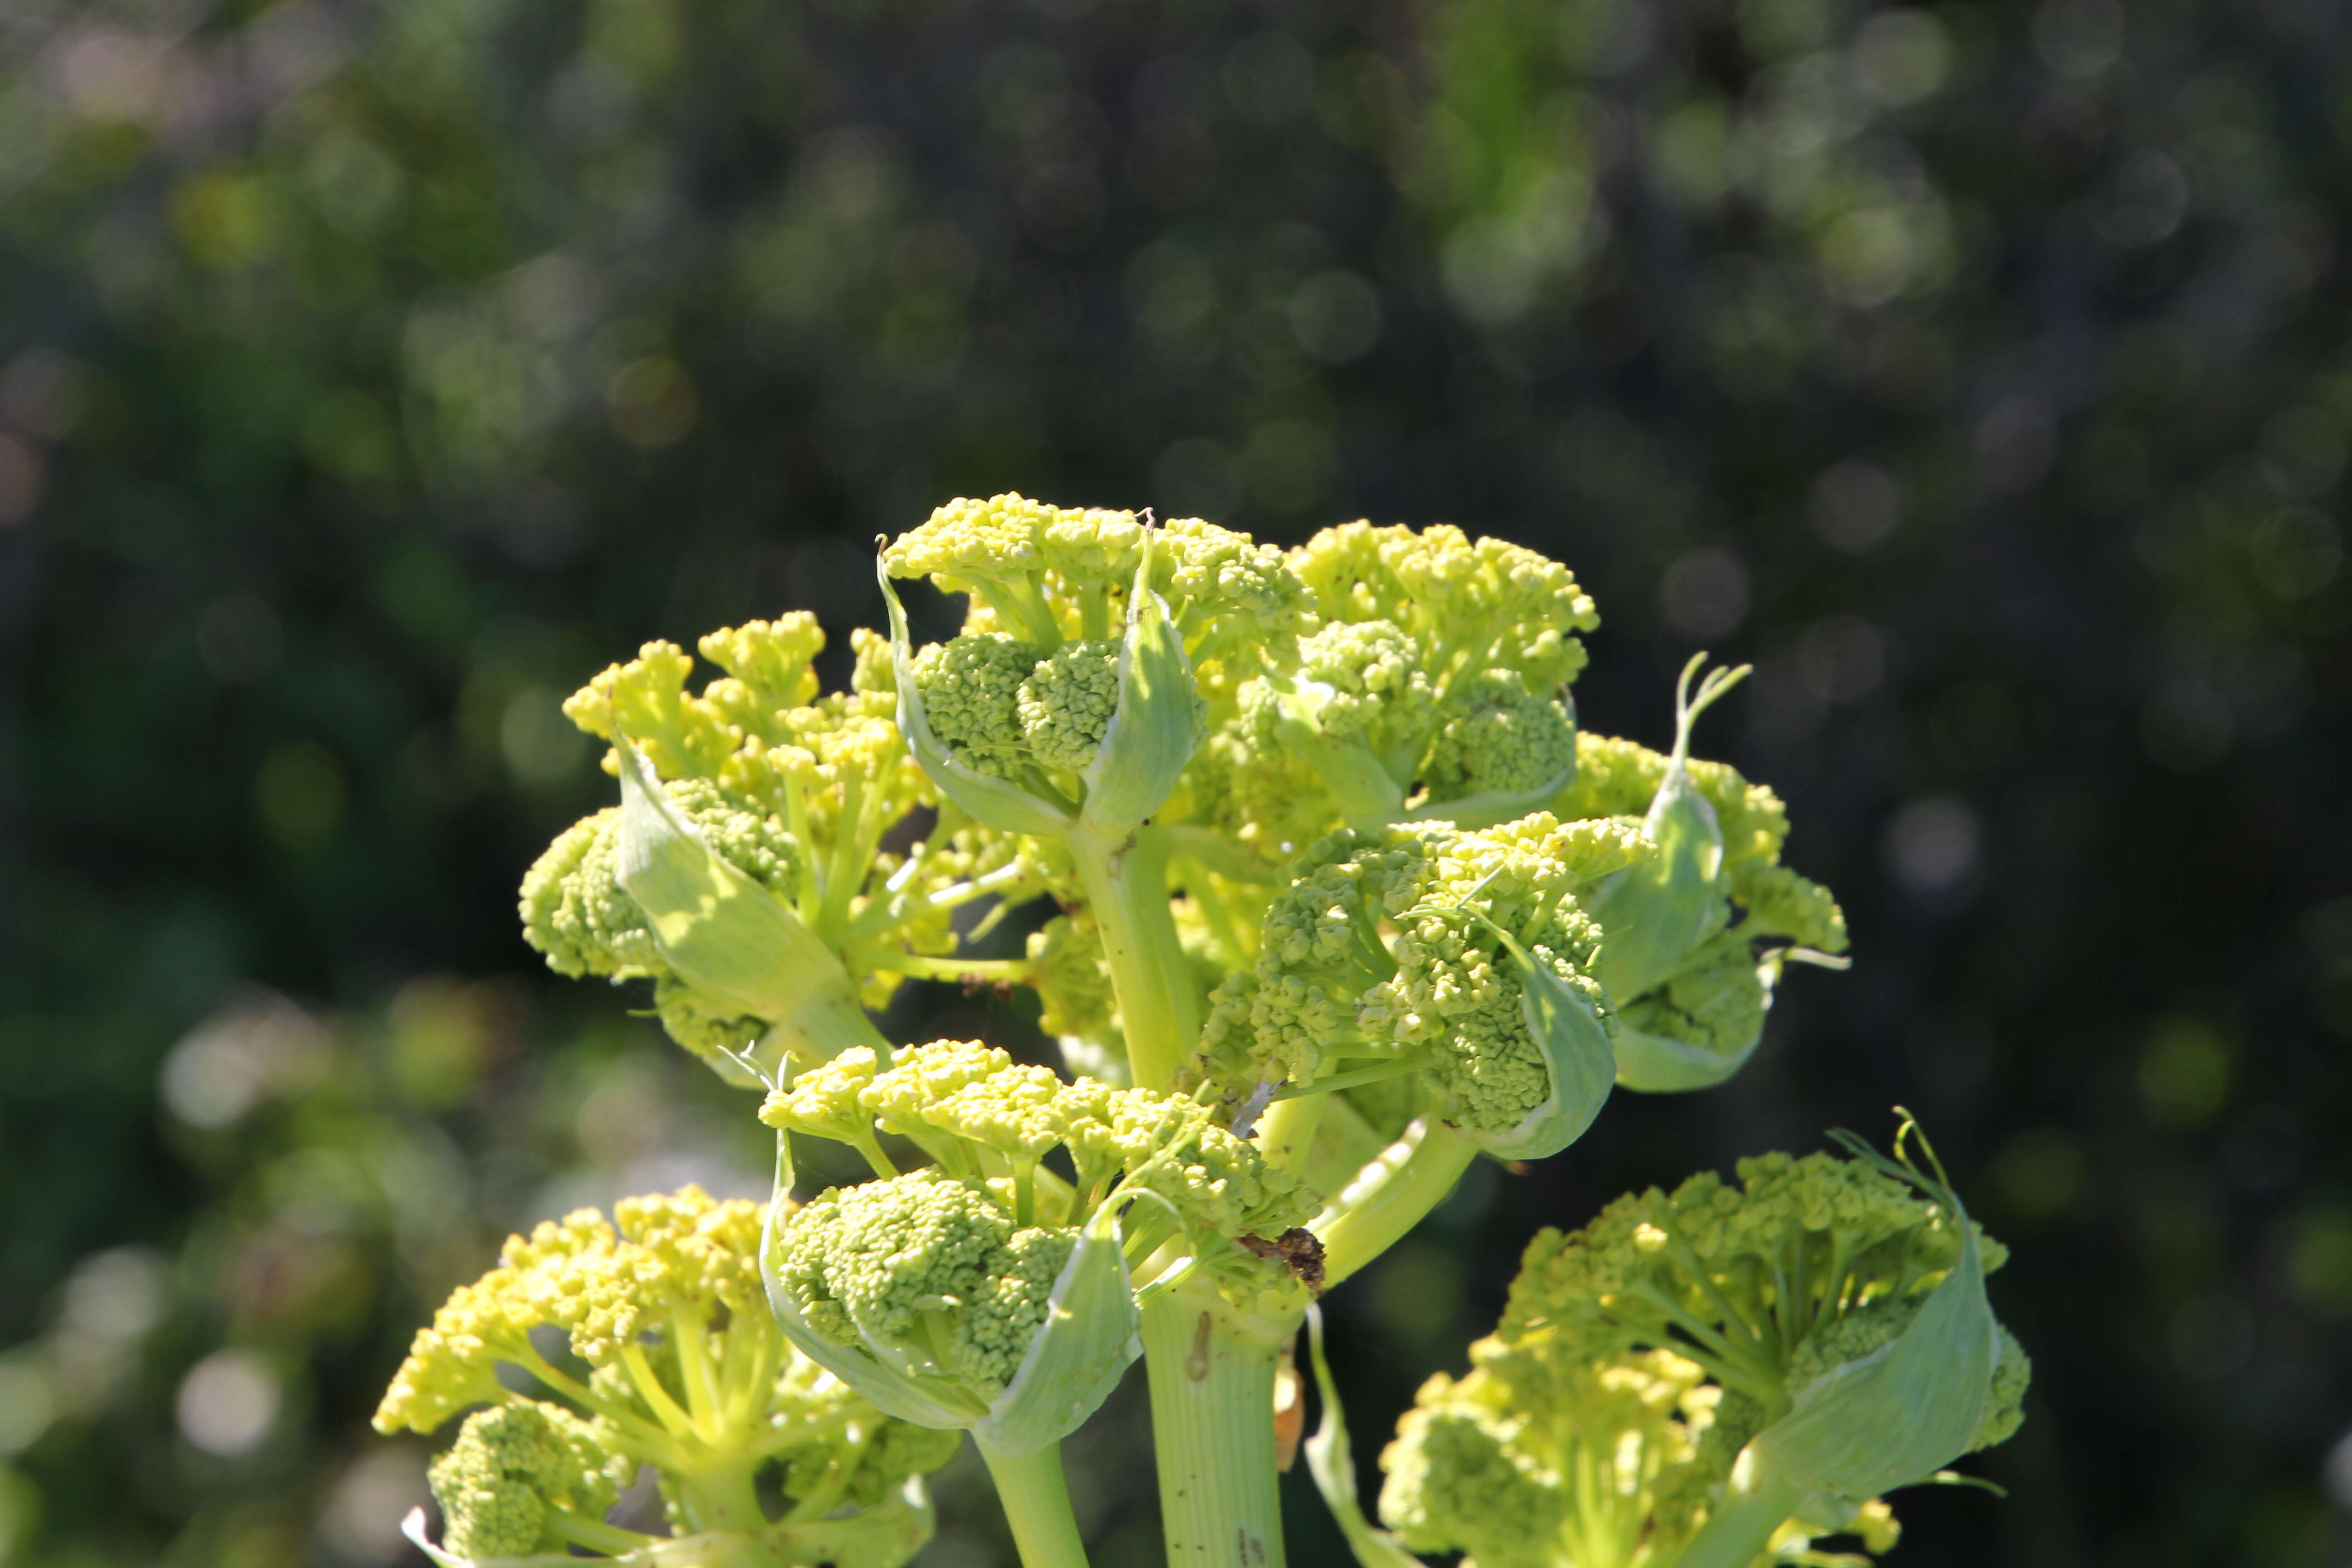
[379,495,2029,1568]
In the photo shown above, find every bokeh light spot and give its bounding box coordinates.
[1287,270,1382,364]
[1852,10,1949,108]
[63,1248,171,1343]
[175,1350,279,1457]
[1808,458,1904,552]
[2249,508,2343,599]
[196,595,284,684]
[254,740,349,851]
[320,1448,430,1563]
[2283,1209,2352,1319]
[1990,1128,2085,1222]
[0,434,42,528]
[500,685,589,789]
[2033,0,2125,79]
[1883,795,1981,901]
[161,990,333,1129]
[1660,547,1751,640]
[2139,1019,2232,1128]
[0,1362,56,1457]
[606,357,698,448]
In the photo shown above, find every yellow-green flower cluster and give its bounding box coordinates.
[1546,671,1851,1096]
[762,1040,1318,1298]
[519,613,1071,1069]
[425,1400,620,1561]
[909,633,1128,784]
[760,1040,1325,1465]
[1499,1147,2029,1508]
[376,1186,959,1559]
[1290,521,1600,691]
[480,498,1896,1568]
[886,493,1308,655]
[774,1170,1079,1404]
[1504,1152,1998,1396]
[1025,912,1119,1047]
[1377,1325,1911,1568]
[1379,1345,1735,1568]
[1372,1139,2029,1568]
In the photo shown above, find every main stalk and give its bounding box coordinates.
[1139,1279,1289,1568]
[1071,807,1284,1568]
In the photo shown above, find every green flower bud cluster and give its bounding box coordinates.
[1196,813,1644,1153]
[778,1170,1078,1406]
[1026,912,1119,1048]
[1374,1324,1911,1568]
[1352,1132,2027,1568]
[1503,1149,2003,1402]
[910,633,1130,784]
[883,503,1247,847]
[1189,522,1601,858]
[1379,1345,1735,1568]
[1291,521,1600,691]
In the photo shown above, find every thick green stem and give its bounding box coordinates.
[1069,821,1197,1091]
[1140,1279,1288,1568]
[975,1436,1093,1568]
[1313,1119,1478,1289]
[675,1457,770,1535]
[1668,1455,1803,1568]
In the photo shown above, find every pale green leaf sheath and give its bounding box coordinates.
[1560,657,1851,1095]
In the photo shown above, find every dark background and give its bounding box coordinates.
[3,0,2348,1563]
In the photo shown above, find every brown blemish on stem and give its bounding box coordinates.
[1237,1226,1327,1294]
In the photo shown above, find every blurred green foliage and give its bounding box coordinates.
[1,0,2347,1564]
